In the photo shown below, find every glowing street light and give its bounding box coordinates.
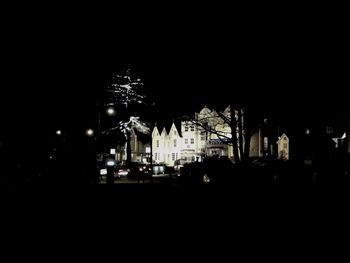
[56,130,62,135]
[86,128,94,137]
[106,160,115,167]
[106,107,116,116]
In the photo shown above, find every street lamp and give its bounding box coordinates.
[86,128,94,137]
[106,107,116,116]
[106,159,115,167]
[56,130,62,135]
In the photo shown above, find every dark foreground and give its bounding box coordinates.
[2,177,349,259]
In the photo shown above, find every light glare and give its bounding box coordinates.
[86,129,94,136]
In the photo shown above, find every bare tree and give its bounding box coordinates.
[105,68,146,110]
[103,68,150,165]
[103,116,150,164]
[185,105,255,164]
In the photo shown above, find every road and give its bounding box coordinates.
[98,173,180,185]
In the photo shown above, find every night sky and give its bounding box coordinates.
[1,7,348,150]
[1,5,349,237]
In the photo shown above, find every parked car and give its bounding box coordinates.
[115,166,130,178]
[127,162,152,180]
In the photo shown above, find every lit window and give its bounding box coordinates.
[326,126,333,134]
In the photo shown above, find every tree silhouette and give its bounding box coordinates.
[105,68,145,110]
[185,105,255,163]
[103,68,150,165]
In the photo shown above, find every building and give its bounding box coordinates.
[152,122,182,166]
[277,133,289,160]
[115,128,150,164]
[196,105,233,159]
[152,105,262,167]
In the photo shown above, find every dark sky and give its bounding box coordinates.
[1,7,348,145]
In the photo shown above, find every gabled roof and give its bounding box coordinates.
[277,133,289,143]
[199,105,212,116]
[161,127,167,136]
[154,119,183,138]
[223,105,231,115]
[152,126,160,137]
[169,120,182,138]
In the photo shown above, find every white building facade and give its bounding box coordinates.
[152,106,238,166]
[152,123,182,166]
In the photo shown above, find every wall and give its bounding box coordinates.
[249,132,260,157]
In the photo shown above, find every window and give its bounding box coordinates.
[156,140,159,148]
[176,153,178,160]
[326,126,333,134]
[154,153,157,160]
[185,138,188,144]
[264,137,268,151]
[191,138,194,144]
[172,153,175,161]
[190,126,195,131]
[201,136,206,141]
[174,139,177,147]
[185,126,188,132]
[283,143,288,149]
[174,130,177,135]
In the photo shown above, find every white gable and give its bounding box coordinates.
[152,126,160,137]
[161,127,167,136]
[277,133,289,144]
[199,106,211,116]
